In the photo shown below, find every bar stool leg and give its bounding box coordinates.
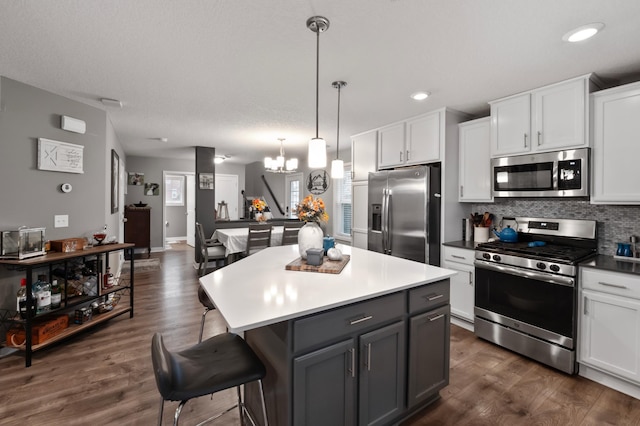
[157,397,165,426]
[237,386,245,426]
[258,379,269,426]
[198,307,210,343]
[174,400,187,426]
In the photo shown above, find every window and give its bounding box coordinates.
[286,173,303,218]
[165,175,185,206]
[333,164,352,239]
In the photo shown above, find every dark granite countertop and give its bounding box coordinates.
[443,240,478,250]
[580,254,640,276]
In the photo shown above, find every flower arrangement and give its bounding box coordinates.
[252,198,268,222]
[296,195,329,223]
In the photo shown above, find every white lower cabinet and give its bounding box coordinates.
[579,268,640,386]
[442,245,475,323]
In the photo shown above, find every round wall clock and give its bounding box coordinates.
[306,170,329,194]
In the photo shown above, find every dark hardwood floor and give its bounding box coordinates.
[1,243,639,425]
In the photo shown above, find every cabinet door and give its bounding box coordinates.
[580,290,640,384]
[443,260,474,322]
[490,93,531,157]
[458,117,492,202]
[591,82,640,204]
[533,78,587,151]
[378,123,405,169]
[406,112,440,165]
[352,130,378,182]
[293,339,357,426]
[407,305,450,408]
[351,182,368,249]
[359,321,405,426]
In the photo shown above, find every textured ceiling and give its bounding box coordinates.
[1,0,639,165]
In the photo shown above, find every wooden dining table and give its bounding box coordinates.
[212,226,284,258]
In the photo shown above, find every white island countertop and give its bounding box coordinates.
[199,245,457,333]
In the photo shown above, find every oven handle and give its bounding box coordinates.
[474,259,575,287]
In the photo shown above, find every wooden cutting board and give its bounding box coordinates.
[285,255,350,274]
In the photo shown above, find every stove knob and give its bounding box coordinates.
[483,253,491,260]
[536,262,546,270]
[492,255,501,262]
[549,264,560,272]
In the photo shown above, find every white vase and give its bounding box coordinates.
[298,222,323,259]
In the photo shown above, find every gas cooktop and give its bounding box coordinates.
[476,241,596,263]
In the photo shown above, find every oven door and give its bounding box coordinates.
[474,260,576,349]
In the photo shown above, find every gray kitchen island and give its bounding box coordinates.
[200,244,455,426]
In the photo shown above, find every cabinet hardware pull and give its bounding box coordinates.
[423,294,443,301]
[400,151,403,162]
[452,255,466,260]
[598,281,627,289]
[460,185,463,197]
[366,343,372,371]
[406,150,410,162]
[524,133,528,147]
[350,315,373,325]
[349,348,356,378]
[468,271,473,285]
[537,131,542,146]
[584,296,588,315]
[428,313,445,322]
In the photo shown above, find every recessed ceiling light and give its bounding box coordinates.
[410,91,430,101]
[562,23,604,42]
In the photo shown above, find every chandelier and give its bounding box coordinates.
[264,138,298,173]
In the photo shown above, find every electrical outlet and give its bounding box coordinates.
[54,215,69,228]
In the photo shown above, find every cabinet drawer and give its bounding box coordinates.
[293,292,404,353]
[442,246,475,266]
[409,280,450,314]
[581,268,640,300]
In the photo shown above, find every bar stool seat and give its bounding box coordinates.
[151,332,268,425]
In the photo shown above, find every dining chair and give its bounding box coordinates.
[245,223,272,256]
[195,222,227,276]
[151,332,269,426]
[281,221,304,245]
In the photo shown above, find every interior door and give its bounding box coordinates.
[186,174,195,247]
[285,173,303,218]
[215,174,239,220]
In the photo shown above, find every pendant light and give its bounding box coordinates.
[331,81,346,179]
[307,16,330,169]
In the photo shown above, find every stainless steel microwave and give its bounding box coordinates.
[491,148,589,198]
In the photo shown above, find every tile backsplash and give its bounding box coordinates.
[470,199,640,256]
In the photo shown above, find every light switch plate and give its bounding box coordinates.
[54,215,69,228]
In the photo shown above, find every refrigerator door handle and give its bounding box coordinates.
[381,188,388,253]
[386,189,392,254]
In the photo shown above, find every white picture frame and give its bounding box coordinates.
[37,138,84,174]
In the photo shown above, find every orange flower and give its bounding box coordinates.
[295,195,328,223]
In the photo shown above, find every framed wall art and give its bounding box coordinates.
[37,138,84,174]
[128,172,144,185]
[111,150,119,213]
[199,173,214,190]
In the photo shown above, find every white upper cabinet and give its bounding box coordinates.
[406,112,440,165]
[351,130,378,182]
[490,93,531,156]
[377,111,442,169]
[378,122,405,169]
[490,75,595,157]
[591,81,640,204]
[458,117,492,202]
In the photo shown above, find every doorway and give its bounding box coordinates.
[215,174,239,220]
[285,173,303,218]
[162,170,195,248]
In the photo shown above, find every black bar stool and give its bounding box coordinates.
[151,332,268,426]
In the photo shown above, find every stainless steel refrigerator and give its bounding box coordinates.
[368,165,441,265]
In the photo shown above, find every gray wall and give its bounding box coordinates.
[125,156,194,248]
[470,199,640,256]
[0,76,122,316]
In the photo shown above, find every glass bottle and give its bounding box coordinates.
[50,279,61,309]
[103,266,114,290]
[34,274,51,314]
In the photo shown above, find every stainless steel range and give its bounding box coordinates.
[474,217,597,374]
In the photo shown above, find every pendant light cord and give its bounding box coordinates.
[336,85,341,159]
[315,29,320,139]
